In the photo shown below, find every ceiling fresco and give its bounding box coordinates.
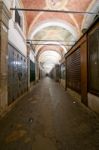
[33,26,71,42]
[21,0,98,73]
[46,0,69,9]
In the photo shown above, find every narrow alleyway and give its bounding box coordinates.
[0,77,99,150]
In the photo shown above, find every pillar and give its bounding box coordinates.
[0,1,10,114]
[80,36,88,106]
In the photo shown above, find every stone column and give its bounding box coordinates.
[0,1,10,115]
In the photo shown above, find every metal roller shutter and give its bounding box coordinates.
[67,48,81,94]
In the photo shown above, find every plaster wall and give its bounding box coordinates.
[1,0,11,9]
[30,50,35,62]
[4,0,27,57]
[8,19,27,57]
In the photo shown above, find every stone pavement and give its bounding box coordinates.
[0,77,99,150]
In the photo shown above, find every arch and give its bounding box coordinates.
[28,19,79,40]
[81,0,98,31]
[36,48,63,61]
[27,15,79,73]
[35,41,67,56]
[38,50,61,73]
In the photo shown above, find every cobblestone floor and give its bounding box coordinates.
[0,77,99,150]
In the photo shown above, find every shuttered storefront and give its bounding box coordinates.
[67,48,81,94]
[8,43,28,105]
[88,27,99,95]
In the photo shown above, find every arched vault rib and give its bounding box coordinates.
[36,48,64,61]
[28,20,77,59]
[28,20,79,40]
[38,50,61,73]
[35,41,67,56]
[27,19,79,74]
[81,0,98,30]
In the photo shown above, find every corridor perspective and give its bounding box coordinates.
[0,77,99,150]
[0,0,99,149]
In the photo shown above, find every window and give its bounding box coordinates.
[15,9,21,28]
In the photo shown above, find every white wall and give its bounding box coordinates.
[4,0,27,57]
[2,0,12,10]
[8,19,27,56]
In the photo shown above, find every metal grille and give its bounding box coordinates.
[67,49,81,94]
[8,44,28,105]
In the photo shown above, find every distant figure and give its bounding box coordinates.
[46,73,49,77]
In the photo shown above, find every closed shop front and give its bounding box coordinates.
[88,27,99,96]
[67,48,81,94]
[8,43,28,105]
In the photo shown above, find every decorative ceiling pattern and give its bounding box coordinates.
[33,26,71,42]
[22,0,97,73]
[46,0,69,9]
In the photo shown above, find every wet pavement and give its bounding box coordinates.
[0,77,99,150]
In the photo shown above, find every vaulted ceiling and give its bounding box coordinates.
[22,0,98,73]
